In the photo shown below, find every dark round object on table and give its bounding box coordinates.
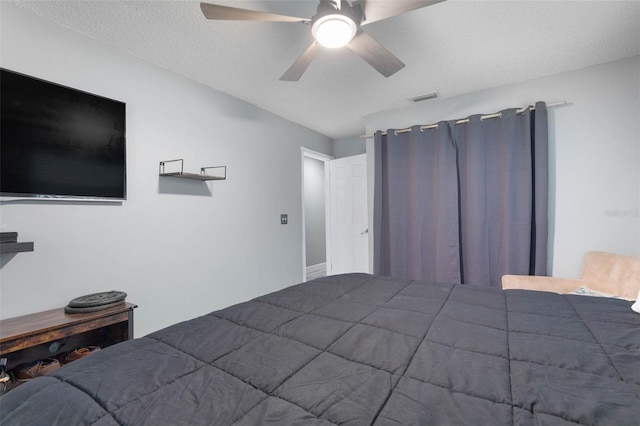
[64,301,126,314]
[67,291,127,308]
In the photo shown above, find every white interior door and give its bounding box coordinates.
[329,154,369,274]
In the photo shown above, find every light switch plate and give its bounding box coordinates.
[280,214,288,225]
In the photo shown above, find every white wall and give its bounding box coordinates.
[0,3,332,337]
[365,55,640,279]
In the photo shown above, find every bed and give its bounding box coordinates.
[1,273,639,425]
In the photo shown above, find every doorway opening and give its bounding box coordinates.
[301,148,332,281]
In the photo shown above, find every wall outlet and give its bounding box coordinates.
[280,214,288,225]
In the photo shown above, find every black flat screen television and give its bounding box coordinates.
[1,68,126,201]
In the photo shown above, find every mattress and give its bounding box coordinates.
[1,273,639,425]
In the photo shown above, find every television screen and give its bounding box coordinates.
[1,68,126,200]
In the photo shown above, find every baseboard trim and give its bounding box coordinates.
[306,262,327,281]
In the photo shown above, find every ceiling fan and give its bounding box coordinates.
[200,0,444,81]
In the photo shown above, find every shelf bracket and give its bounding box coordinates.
[200,166,226,180]
[159,159,184,176]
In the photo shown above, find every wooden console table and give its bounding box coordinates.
[0,302,136,370]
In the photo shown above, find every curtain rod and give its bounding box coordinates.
[360,101,567,138]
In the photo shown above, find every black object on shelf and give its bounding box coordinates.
[0,232,34,254]
[159,159,226,181]
[65,290,128,314]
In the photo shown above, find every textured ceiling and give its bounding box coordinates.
[10,0,640,139]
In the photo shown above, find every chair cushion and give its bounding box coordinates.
[581,251,640,300]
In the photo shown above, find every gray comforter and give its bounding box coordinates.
[2,273,639,425]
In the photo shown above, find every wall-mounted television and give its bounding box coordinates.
[1,68,126,201]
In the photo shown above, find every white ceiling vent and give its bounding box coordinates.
[410,92,438,103]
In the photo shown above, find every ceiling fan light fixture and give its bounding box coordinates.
[312,14,357,48]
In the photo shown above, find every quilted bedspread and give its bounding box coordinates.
[1,273,639,425]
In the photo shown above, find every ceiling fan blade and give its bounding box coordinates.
[200,3,310,23]
[280,42,322,81]
[358,0,445,26]
[347,30,405,78]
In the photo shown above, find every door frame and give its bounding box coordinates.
[301,148,333,281]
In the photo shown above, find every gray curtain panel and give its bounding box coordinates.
[373,124,461,283]
[373,102,548,286]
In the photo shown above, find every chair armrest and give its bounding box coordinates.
[501,275,582,294]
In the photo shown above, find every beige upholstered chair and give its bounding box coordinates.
[502,251,640,300]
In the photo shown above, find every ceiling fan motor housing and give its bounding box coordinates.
[311,0,363,48]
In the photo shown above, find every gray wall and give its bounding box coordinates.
[303,157,326,267]
[0,3,332,337]
[365,55,640,279]
[333,135,366,158]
